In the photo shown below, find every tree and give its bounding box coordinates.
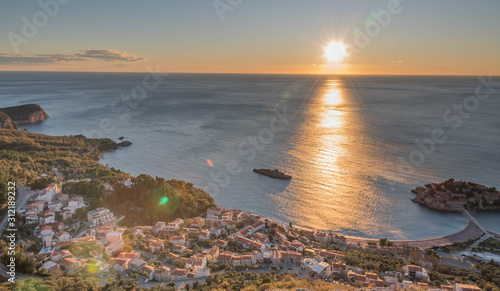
[173,259,186,268]
[379,238,388,247]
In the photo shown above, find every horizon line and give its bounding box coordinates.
[0,70,498,77]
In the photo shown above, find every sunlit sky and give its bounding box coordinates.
[1,0,499,75]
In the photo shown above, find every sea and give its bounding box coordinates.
[2,71,499,239]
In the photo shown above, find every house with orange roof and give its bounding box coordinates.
[215,239,228,248]
[41,225,53,237]
[348,271,366,284]
[170,268,190,281]
[51,249,72,263]
[290,240,305,252]
[165,252,180,262]
[164,218,184,232]
[56,231,70,241]
[169,235,185,246]
[117,252,140,260]
[190,217,205,228]
[280,250,303,263]
[234,235,265,251]
[109,258,130,272]
[455,284,482,291]
[60,257,79,272]
[148,239,164,253]
[207,246,219,262]
[251,233,270,244]
[26,212,39,224]
[331,262,347,278]
[142,264,155,280]
[173,244,186,254]
[96,226,114,236]
[186,254,207,270]
[41,209,56,224]
[155,265,170,282]
[232,255,253,266]
[216,253,233,264]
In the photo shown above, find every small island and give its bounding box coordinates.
[412,179,500,212]
[253,168,292,179]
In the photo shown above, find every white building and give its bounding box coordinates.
[87,207,115,228]
[38,183,59,203]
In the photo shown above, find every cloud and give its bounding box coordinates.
[0,49,144,65]
[76,49,144,62]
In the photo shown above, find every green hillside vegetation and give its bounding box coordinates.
[0,112,18,130]
[0,128,125,207]
[0,128,215,225]
[100,174,215,226]
[3,271,352,291]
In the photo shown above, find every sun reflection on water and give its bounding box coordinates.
[275,77,396,237]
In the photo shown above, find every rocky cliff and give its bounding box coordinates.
[0,104,49,125]
[0,112,18,130]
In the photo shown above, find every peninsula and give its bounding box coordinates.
[0,104,49,125]
[412,179,500,212]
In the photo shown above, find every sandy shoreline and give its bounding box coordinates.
[345,221,484,248]
[292,221,484,249]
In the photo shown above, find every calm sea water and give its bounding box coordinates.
[2,71,499,239]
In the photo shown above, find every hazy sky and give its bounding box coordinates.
[1,0,499,75]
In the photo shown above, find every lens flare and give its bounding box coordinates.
[206,159,214,167]
[160,196,169,205]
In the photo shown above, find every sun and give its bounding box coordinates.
[324,41,347,63]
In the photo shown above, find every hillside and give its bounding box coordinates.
[100,174,215,226]
[0,111,18,130]
[0,128,125,206]
[0,128,215,223]
[0,104,49,124]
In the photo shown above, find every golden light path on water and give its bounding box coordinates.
[273,78,405,238]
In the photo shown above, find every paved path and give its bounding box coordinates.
[461,209,488,234]
[0,184,41,281]
[0,184,32,232]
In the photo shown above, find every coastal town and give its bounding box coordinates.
[0,107,499,290]
[4,176,499,290]
[412,179,500,212]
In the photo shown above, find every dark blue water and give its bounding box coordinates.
[2,72,499,239]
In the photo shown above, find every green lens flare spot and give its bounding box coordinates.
[160,197,169,205]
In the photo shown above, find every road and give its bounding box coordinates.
[0,184,41,281]
[0,184,32,232]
